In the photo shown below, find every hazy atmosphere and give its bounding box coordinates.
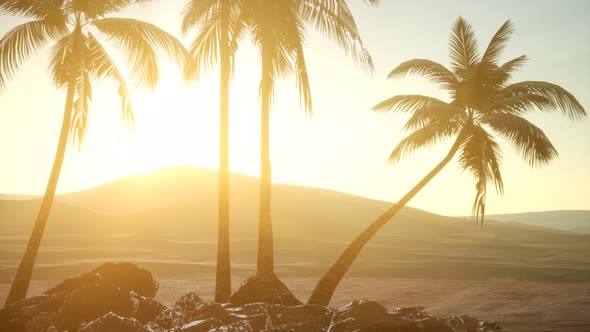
[1,0,589,216]
[0,1,589,332]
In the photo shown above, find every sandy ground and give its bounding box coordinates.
[2,277,588,332]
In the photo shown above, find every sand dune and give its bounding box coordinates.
[1,166,589,331]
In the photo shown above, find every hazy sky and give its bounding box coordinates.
[0,0,589,216]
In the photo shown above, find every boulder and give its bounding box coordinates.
[173,292,204,315]
[153,308,184,330]
[179,318,224,332]
[55,283,135,331]
[77,312,148,332]
[446,315,479,332]
[130,291,166,323]
[229,273,302,306]
[45,262,158,298]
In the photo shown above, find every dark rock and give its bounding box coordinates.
[179,318,224,332]
[328,300,390,332]
[55,283,135,331]
[414,316,454,332]
[173,292,204,315]
[130,291,166,323]
[479,321,503,331]
[209,320,256,332]
[231,303,332,331]
[153,308,184,330]
[229,273,302,306]
[77,312,148,332]
[446,315,479,332]
[24,311,57,332]
[45,262,158,298]
[0,294,65,332]
[183,302,241,325]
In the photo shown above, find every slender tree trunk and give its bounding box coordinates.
[214,14,232,303]
[5,82,76,306]
[307,136,465,306]
[257,47,273,277]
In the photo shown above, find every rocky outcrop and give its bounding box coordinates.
[228,273,302,307]
[0,263,504,332]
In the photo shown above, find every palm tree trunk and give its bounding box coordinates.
[5,82,76,306]
[307,136,464,306]
[214,19,231,303]
[257,47,273,277]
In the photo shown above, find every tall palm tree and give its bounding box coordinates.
[0,0,186,305]
[181,0,244,304]
[308,17,586,306]
[237,0,374,279]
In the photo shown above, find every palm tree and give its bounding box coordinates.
[181,0,244,304]
[236,0,374,279]
[1,0,186,305]
[308,17,586,306]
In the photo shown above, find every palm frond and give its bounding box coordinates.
[68,0,140,19]
[387,59,457,88]
[86,32,135,130]
[48,32,74,88]
[481,112,558,167]
[501,81,586,120]
[389,120,463,164]
[458,125,503,227]
[183,6,222,83]
[485,93,553,115]
[493,55,528,87]
[292,16,312,115]
[297,0,374,73]
[92,17,186,90]
[402,101,459,131]
[70,70,92,150]
[0,18,68,91]
[181,0,220,34]
[449,17,480,75]
[0,0,64,20]
[481,20,513,64]
[372,95,447,114]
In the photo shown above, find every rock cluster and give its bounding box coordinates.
[0,263,503,332]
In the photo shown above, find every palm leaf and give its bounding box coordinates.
[0,18,68,91]
[481,20,513,64]
[183,6,222,83]
[0,0,64,20]
[500,81,586,120]
[372,95,447,114]
[297,0,374,73]
[387,59,457,88]
[181,0,220,34]
[449,17,480,75]
[86,32,135,130]
[481,112,558,167]
[402,101,459,131]
[458,125,503,227]
[389,120,463,163]
[92,17,186,90]
[68,0,150,19]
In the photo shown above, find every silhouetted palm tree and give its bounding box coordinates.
[308,17,586,306]
[181,0,244,303]
[238,0,374,279]
[0,0,185,305]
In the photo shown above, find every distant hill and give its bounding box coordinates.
[486,211,590,233]
[1,166,589,283]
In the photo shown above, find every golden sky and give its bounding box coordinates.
[0,0,589,216]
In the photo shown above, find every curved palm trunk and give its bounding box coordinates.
[307,136,464,306]
[5,82,76,305]
[257,47,274,277]
[214,20,232,303]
